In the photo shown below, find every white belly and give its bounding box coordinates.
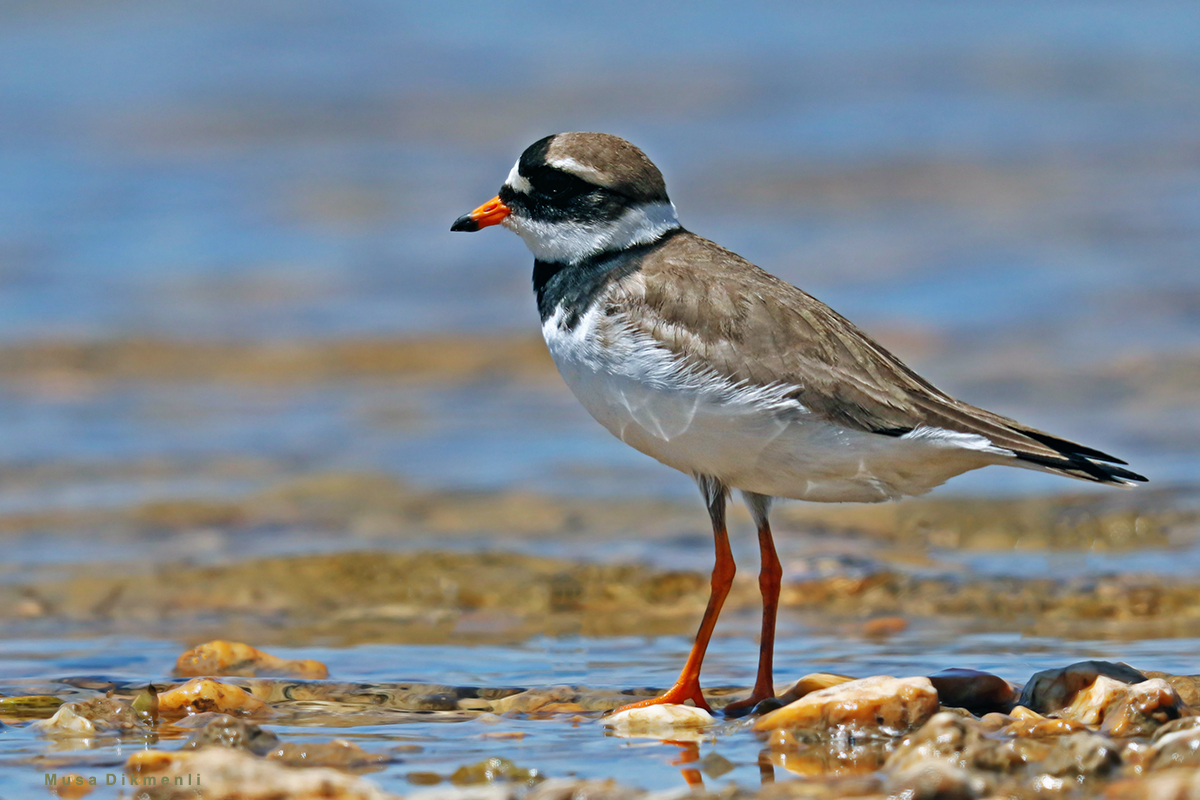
[543,306,994,503]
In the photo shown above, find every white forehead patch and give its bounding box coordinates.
[546,155,605,184]
[504,160,532,194]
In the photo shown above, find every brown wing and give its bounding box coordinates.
[604,232,1145,485]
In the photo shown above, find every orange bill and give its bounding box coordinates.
[450,196,511,232]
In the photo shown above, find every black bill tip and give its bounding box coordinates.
[450,214,479,232]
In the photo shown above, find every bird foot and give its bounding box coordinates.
[614,680,712,713]
[722,691,776,718]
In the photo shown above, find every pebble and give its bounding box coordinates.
[126,748,396,800]
[1048,675,1182,735]
[175,640,329,679]
[1018,660,1147,715]
[602,704,715,739]
[32,697,141,737]
[1149,718,1200,769]
[927,668,1017,715]
[157,677,269,718]
[754,675,938,737]
[775,673,856,706]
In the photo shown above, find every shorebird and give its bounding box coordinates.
[452,132,1146,716]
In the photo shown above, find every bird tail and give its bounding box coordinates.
[1006,429,1147,486]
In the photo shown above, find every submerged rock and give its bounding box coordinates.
[180,714,281,755]
[175,641,329,679]
[602,704,715,739]
[449,756,543,786]
[158,678,268,718]
[754,675,938,737]
[125,748,395,799]
[32,697,142,737]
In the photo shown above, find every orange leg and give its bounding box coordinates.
[616,480,733,713]
[725,496,781,717]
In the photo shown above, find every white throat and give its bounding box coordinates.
[503,201,680,264]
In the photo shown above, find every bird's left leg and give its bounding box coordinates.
[724,492,782,717]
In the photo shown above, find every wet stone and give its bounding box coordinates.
[754,675,938,738]
[32,697,142,737]
[158,678,269,718]
[0,695,64,720]
[885,761,984,800]
[1018,660,1147,715]
[1099,678,1183,737]
[981,705,1087,737]
[125,748,396,800]
[927,668,1017,716]
[1036,731,1123,780]
[886,712,1032,777]
[1146,672,1200,708]
[449,757,543,786]
[268,740,388,768]
[175,640,329,680]
[527,778,647,800]
[775,673,856,706]
[179,714,281,755]
[602,704,715,739]
[1149,718,1200,770]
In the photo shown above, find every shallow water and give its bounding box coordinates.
[4,623,1200,797]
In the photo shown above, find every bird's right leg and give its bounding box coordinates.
[615,476,734,713]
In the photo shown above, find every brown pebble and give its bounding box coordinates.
[862,616,908,637]
[175,640,328,679]
[755,675,938,736]
[928,668,1017,715]
[157,678,267,719]
[406,772,443,785]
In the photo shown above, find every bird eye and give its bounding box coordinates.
[536,169,587,199]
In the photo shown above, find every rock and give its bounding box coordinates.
[981,706,1087,737]
[490,685,578,714]
[602,704,715,739]
[1104,769,1200,800]
[886,712,1033,776]
[1100,679,1183,737]
[175,641,329,679]
[1146,673,1200,708]
[0,695,64,720]
[157,678,268,718]
[886,761,984,800]
[767,735,891,777]
[32,697,141,737]
[125,748,396,799]
[179,714,280,754]
[775,673,856,706]
[1019,661,1147,715]
[1044,675,1182,735]
[449,757,543,786]
[269,740,387,768]
[1036,731,1122,780]
[1149,718,1200,770]
[928,668,1017,715]
[754,675,938,737]
[527,778,647,800]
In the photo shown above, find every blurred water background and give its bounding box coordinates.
[3,0,1198,503]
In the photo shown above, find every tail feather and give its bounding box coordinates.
[1005,426,1147,486]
